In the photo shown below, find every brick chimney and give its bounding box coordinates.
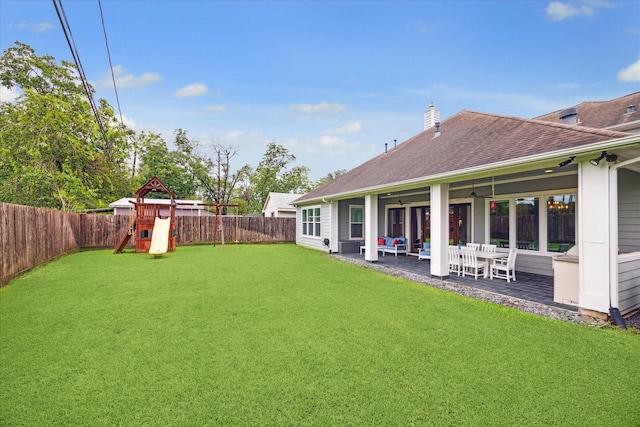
[424,102,440,131]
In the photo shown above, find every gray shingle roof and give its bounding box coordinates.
[295,110,630,203]
[534,92,640,129]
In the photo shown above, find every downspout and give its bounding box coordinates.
[608,155,640,329]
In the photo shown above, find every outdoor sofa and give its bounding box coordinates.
[377,236,408,256]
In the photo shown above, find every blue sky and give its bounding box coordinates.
[1,1,639,180]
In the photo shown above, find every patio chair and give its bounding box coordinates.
[490,249,518,283]
[448,245,461,276]
[481,244,497,252]
[461,247,485,279]
[466,243,480,250]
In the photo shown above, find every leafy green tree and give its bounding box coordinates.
[248,140,312,213]
[0,42,132,210]
[314,169,347,188]
[136,131,199,199]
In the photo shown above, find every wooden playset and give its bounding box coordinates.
[113,176,240,254]
[114,177,176,254]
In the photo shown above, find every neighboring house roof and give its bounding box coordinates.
[534,92,640,130]
[295,110,631,204]
[262,192,302,213]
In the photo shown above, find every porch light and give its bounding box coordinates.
[589,151,618,166]
[589,151,607,166]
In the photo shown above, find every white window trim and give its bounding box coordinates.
[301,205,321,238]
[485,189,577,255]
[349,204,364,240]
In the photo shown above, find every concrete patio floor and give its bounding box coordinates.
[334,252,578,314]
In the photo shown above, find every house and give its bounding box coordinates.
[293,92,640,319]
[262,192,302,218]
[109,198,215,217]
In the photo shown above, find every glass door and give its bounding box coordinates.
[388,208,405,237]
[449,204,470,245]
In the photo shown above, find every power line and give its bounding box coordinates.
[98,0,125,128]
[51,0,111,153]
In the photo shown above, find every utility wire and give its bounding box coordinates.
[98,0,125,128]
[52,0,111,153]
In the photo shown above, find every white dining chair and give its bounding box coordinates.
[466,243,480,250]
[448,245,461,276]
[461,247,485,279]
[481,244,497,252]
[490,249,518,283]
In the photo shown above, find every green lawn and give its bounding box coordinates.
[1,244,639,426]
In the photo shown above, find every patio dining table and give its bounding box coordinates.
[474,251,509,278]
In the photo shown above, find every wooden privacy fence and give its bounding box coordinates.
[1,202,296,285]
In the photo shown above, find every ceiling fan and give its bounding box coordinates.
[469,178,495,199]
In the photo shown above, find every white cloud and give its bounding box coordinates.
[545,2,590,20]
[326,122,362,134]
[204,104,228,112]
[319,135,347,149]
[545,1,615,21]
[174,83,208,98]
[17,21,54,32]
[289,101,347,115]
[627,28,640,35]
[121,114,136,129]
[617,57,640,82]
[225,130,245,139]
[94,65,162,89]
[0,85,21,103]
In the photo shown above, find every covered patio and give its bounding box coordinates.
[335,252,579,315]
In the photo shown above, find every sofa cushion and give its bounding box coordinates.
[423,242,430,249]
[378,237,385,245]
[385,237,395,247]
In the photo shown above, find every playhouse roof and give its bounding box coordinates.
[135,176,175,200]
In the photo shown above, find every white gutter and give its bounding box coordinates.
[298,134,640,204]
[609,155,640,309]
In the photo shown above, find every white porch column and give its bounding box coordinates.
[364,194,379,262]
[430,183,449,277]
[578,162,611,314]
[329,201,339,253]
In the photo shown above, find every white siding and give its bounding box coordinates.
[516,253,554,276]
[618,169,640,253]
[296,203,332,252]
[618,252,640,314]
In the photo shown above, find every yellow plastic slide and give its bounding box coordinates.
[149,217,170,257]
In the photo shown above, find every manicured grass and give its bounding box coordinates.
[1,244,639,425]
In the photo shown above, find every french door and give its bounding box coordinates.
[387,208,405,237]
[449,204,471,245]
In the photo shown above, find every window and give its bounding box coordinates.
[349,205,364,239]
[547,195,575,252]
[490,200,509,248]
[302,207,321,237]
[516,197,539,250]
